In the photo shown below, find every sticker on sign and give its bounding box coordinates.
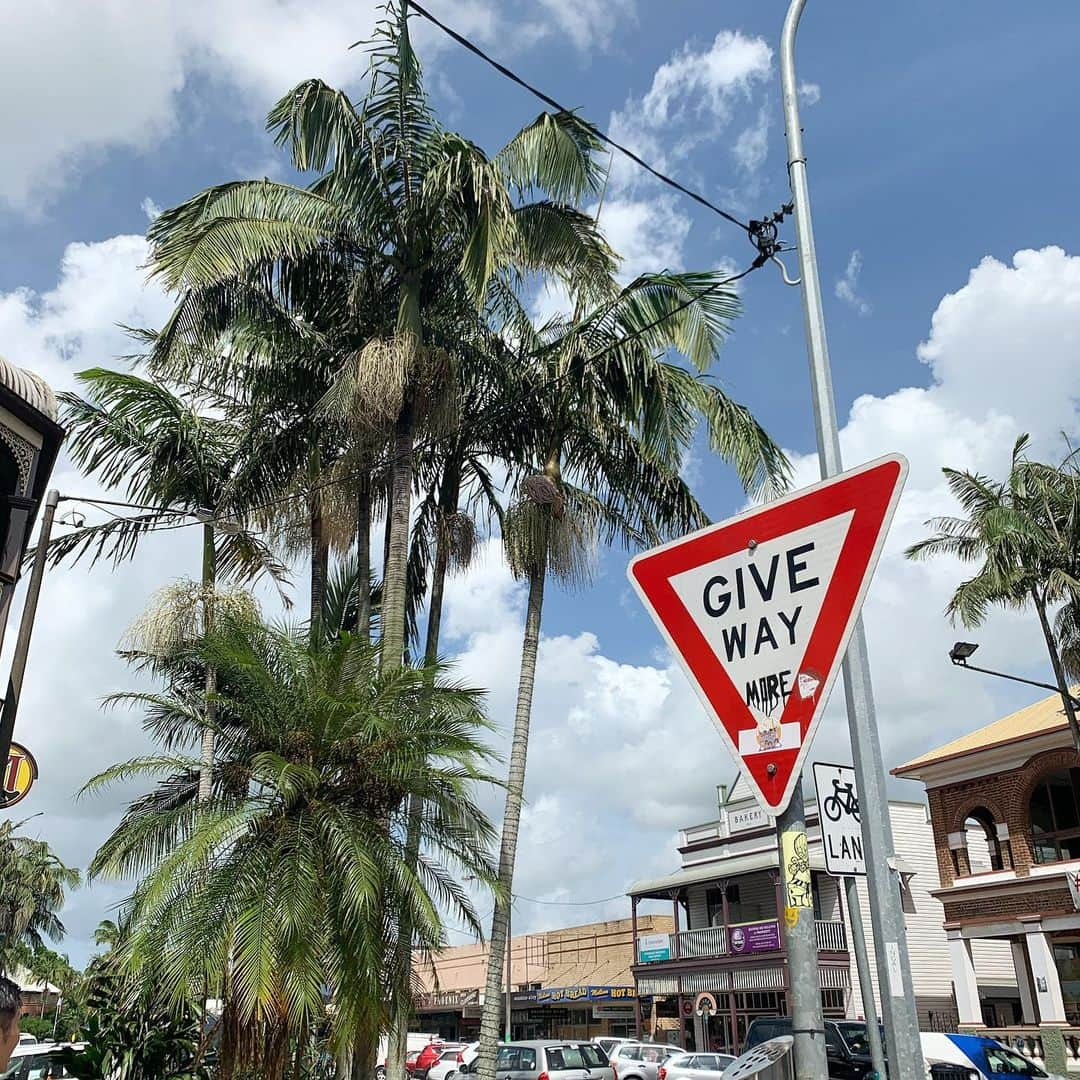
[813,762,865,876]
[627,455,906,814]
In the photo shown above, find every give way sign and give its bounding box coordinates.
[627,454,907,815]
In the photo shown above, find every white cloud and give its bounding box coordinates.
[733,107,770,174]
[140,197,162,221]
[835,249,871,315]
[526,0,636,52]
[798,81,821,106]
[609,29,772,192]
[0,0,505,212]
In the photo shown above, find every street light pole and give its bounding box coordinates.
[780,4,924,1078]
[0,489,59,774]
[949,642,1080,708]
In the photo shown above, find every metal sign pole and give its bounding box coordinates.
[780,4,923,1078]
[0,489,58,776]
[777,791,826,1078]
[844,876,887,1080]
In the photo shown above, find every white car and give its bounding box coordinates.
[921,1032,1064,1079]
[429,1042,478,1080]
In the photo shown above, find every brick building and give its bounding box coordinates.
[894,690,1080,1072]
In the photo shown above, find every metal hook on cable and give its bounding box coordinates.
[770,254,801,287]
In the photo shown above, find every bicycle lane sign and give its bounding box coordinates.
[813,762,865,876]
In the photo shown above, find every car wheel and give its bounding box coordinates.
[376,1068,387,1080]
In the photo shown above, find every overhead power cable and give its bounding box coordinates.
[403,0,751,234]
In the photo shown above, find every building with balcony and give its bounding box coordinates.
[627,780,1015,1055]
[894,689,1080,1074]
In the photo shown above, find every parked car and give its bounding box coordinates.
[593,1038,636,1060]
[485,1041,615,1080]
[375,1033,441,1080]
[655,1051,735,1080]
[15,1038,36,1049]
[414,1043,465,1080]
[610,1042,678,1080]
[0,1043,82,1080]
[429,1046,474,1080]
[743,1017,882,1080]
[921,1032,1064,1079]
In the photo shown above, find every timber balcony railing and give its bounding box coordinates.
[637,920,847,963]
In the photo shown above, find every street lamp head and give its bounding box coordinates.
[949,641,979,665]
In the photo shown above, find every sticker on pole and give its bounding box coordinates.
[814,762,865,876]
[627,454,906,814]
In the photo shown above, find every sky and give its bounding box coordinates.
[2,0,1080,966]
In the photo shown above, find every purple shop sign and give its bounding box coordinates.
[727,920,781,955]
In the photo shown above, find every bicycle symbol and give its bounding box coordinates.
[823,777,860,822]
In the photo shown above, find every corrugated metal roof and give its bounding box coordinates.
[893,689,1076,777]
[628,847,826,898]
[0,355,57,421]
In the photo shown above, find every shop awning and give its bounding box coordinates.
[629,848,826,900]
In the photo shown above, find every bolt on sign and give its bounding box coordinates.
[627,455,907,814]
[2,742,37,809]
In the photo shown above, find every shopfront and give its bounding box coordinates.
[416,989,482,1041]
[509,986,638,1041]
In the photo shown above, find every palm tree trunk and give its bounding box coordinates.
[1033,587,1080,751]
[380,399,416,669]
[198,523,217,803]
[477,563,547,1080]
[310,495,329,642]
[386,462,461,1080]
[357,468,373,642]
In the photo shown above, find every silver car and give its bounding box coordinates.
[494,1042,616,1080]
[657,1052,736,1080]
[609,1043,677,1080]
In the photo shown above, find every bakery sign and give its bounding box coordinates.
[727,804,772,834]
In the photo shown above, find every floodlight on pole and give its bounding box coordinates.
[949,641,979,665]
[947,641,1080,708]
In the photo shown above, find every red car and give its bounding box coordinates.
[412,1043,463,1080]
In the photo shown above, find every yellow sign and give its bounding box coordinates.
[784,906,800,929]
[782,828,812,908]
[3,742,37,808]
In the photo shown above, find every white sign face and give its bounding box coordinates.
[727,803,772,834]
[668,513,851,757]
[814,762,865,877]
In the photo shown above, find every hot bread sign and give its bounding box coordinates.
[628,455,906,814]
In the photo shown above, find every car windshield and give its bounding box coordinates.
[834,1022,884,1055]
[983,1045,1047,1076]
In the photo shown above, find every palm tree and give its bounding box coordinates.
[83,612,500,1080]
[143,0,616,677]
[53,369,288,799]
[906,434,1080,749]
[474,276,789,1079]
[0,821,80,975]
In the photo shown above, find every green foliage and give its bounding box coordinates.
[83,611,499,1078]
[19,1016,54,1040]
[0,822,79,975]
[58,973,206,1080]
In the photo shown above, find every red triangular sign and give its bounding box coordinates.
[627,455,907,815]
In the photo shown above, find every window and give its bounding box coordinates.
[983,1045,1045,1074]
[1029,769,1080,864]
[706,884,742,926]
[546,1048,586,1070]
[496,1049,519,1072]
[518,1050,536,1071]
[580,1047,607,1070]
[962,809,1003,873]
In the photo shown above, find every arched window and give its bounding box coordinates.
[962,810,1002,873]
[1029,768,1080,864]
